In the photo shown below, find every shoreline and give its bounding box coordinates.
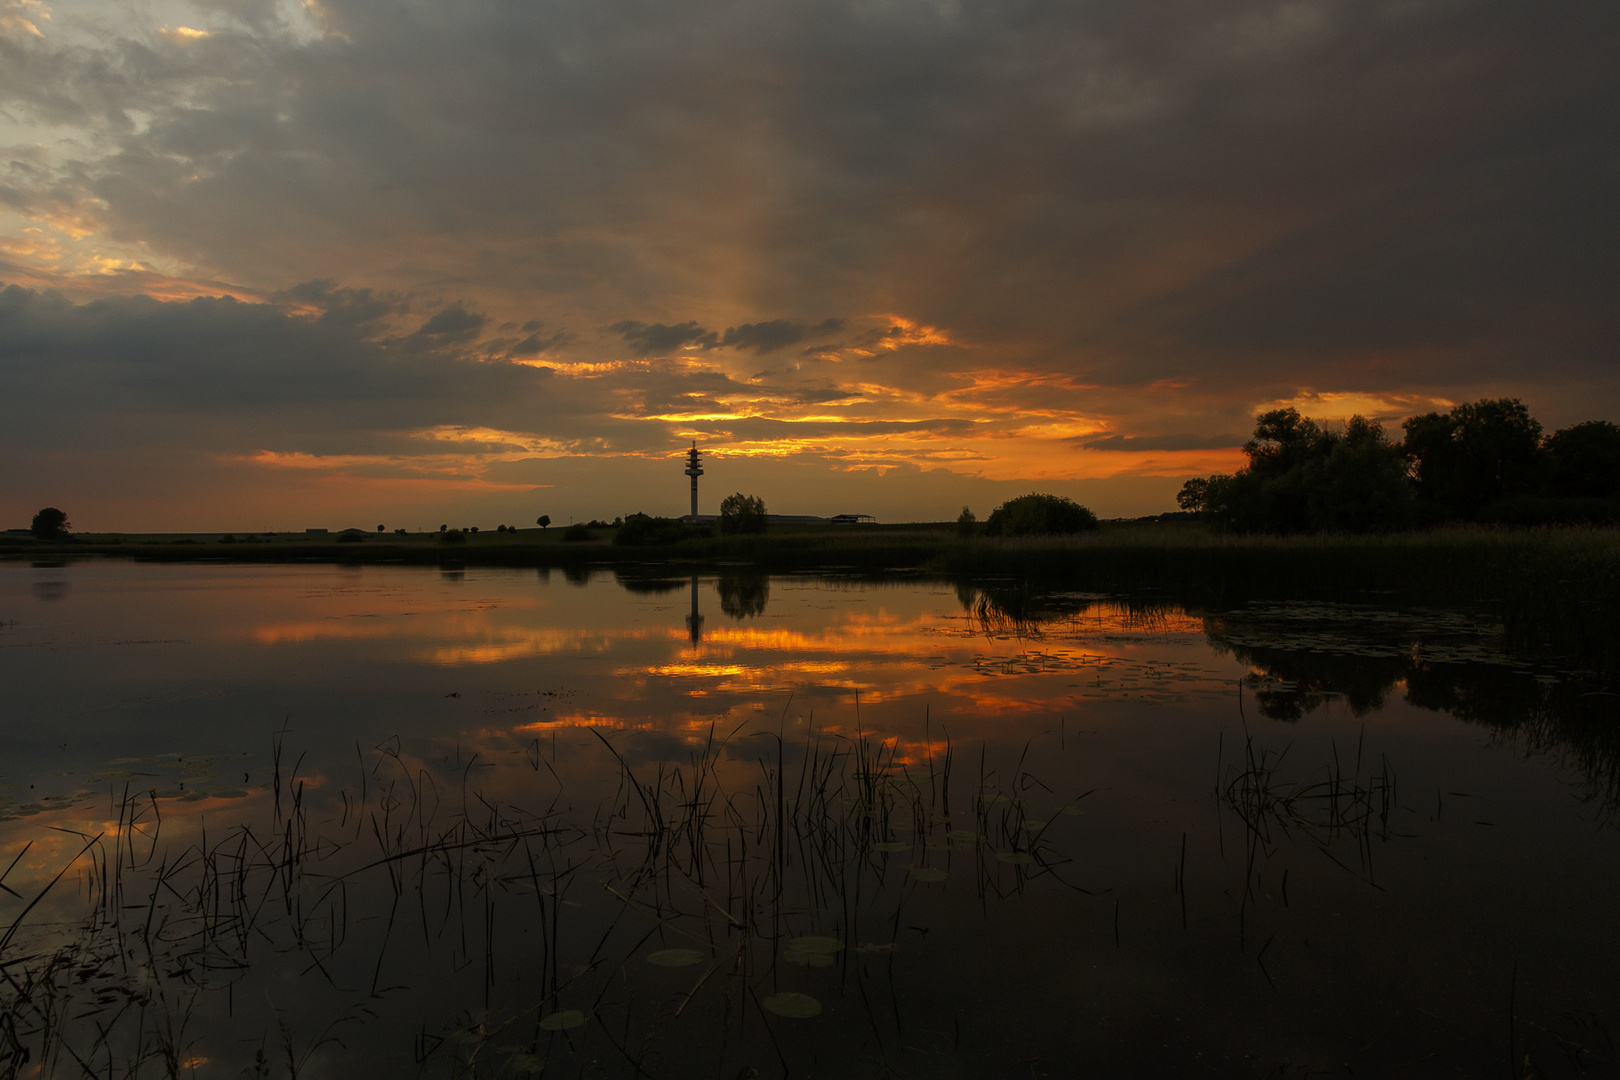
[9,518,1618,601]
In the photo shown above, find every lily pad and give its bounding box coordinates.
[995,851,1035,865]
[855,941,897,954]
[783,936,845,967]
[539,1010,587,1031]
[648,948,705,967]
[762,992,822,1018]
[947,830,979,841]
[906,866,947,882]
[871,840,910,853]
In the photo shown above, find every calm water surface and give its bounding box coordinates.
[1,559,1616,1078]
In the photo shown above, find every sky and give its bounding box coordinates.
[1,0,1617,530]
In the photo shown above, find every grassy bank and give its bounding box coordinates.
[9,520,1619,600]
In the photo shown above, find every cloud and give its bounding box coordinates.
[612,321,719,355]
[414,303,487,342]
[1079,433,1242,453]
[720,318,844,354]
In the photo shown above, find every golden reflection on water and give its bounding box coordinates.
[0,563,1246,894]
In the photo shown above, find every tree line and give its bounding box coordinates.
[1178,399,1620,532]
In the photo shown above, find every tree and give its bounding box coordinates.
[31,507,69,539]
[1187,411,1412,533]
[1402,398,1542,521]
[956,506,977,537]
[719,493,767,535]
[1545,421,1620,499]
[982,494,1098,537]
[536,514,552,529]
[377,524,385,532]
[1176,478,1211,512]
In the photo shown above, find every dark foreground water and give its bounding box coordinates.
[1,558,1617,1078]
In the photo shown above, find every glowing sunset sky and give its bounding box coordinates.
[2,0,1616,529]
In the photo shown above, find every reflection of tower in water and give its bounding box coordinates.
[685,575,704,645]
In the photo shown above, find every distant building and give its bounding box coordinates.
[829,514,876,524]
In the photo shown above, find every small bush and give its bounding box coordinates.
[337,531,364,543]
[983,494,1099,537]
[439,529,468,545]
[562,523,593,542]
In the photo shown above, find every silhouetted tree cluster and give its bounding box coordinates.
[983,493,1098,536]
[1179,400,1620,532]
[31,507,69,539]
[719,493,768,535]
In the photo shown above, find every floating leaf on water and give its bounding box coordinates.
[539,1010,587,1031]
[871,840,910,852]
[855,942,897,954]
[648,948,705,967]
[762,992,822,1018]
[1061,807,1085,816]
[947,830,979,841]
[783,936,845,967]
[906,866,946,882]
[1019,820,1046,831]
[996,851,1035,865]
[507,1053,543,1075]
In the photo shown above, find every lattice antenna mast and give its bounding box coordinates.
[683,442,703,518]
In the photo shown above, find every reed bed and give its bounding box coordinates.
[0,718,1099,1078]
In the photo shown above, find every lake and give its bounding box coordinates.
[1,558,1617,1078]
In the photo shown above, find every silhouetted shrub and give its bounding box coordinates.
[614,514,710,546]
[439,529,468,545]
[983,494,1098,537]
[562,523,593,542]
[956,506,977,537]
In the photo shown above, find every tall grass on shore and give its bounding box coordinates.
[0,719,1098,1078]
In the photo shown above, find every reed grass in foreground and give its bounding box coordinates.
[3,709,1617,1077]
[0,721,1097,1078]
